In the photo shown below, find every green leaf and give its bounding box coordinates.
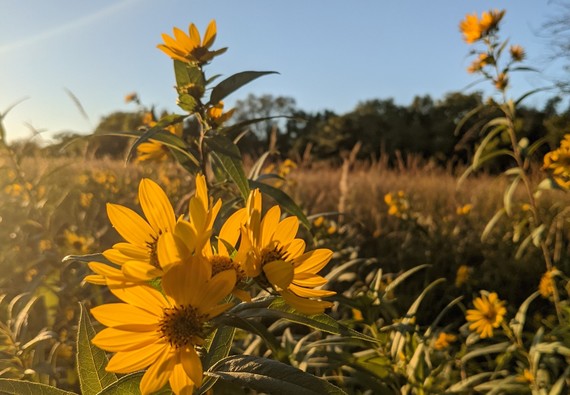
[77,303,117,395]
[199,326,237,395]
[210,71,278,104]
[445,372,500,392]
[0,379,77,395]
[461,342,510,364]
[205,135,250,200]
[503,175,520,216]
[481,208,506,242]
[208,355,348,395]
[249,179,311,230]
[266,298,378,343]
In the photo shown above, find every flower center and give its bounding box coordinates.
[210,255,246,283]
[158,305,207,348]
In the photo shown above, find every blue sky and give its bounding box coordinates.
[0,0,562,142]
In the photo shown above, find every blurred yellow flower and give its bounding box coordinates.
[91,262,236,395]
[466,291,507,339]
[543,134,570,190]
[39,239,52,252]
[455,265,471,287]
[137,113,183,163]
[64,230,94,254]
[234,189,336,314]
[433,332,457,350]
[124,92,139,104]
[456,204,473,216]
[509,45,525,61]
[80,192,94,208]
[384,191,409,218]
[207,101,235,127]
[313,216,325,228]
[157,20,227,65]
[459,9,505,44]
[467,53,491,73]
[539,268,557,298]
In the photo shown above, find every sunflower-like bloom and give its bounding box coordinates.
[157,20,227,65]
[85,178,177,285]
[459,9,505,43]
[466,291,507,339]
[91,260,236,395]
[543,134,570,190]
[137,112,183,163]
[234,189,336,314]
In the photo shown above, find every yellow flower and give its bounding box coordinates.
[459,13,483,43]
[85,178,176,285]
[539,268,557,298]
[455,265,471,287]
[64,230,94,254]
[433,332,457,350]
[543,134,570,190]
[157,20,227,65]
[124,92,139,104]
[384,191,409,218]
[137,112,183,163]
[91,261,236,395]
[80,192,94,208]
[459,9,505,43]
[456,204,473,216]
[234,189,336,314]
[206,101,235,127]
[313,216,325,228]
[466,291,507,339]
[509,45,525,62]
[467,53,491,74]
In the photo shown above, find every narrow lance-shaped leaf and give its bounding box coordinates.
[205,134,250,200]
[76,303,117,395]
[96,372,171,395]
[208,355,348,395]
[209,71,278,104]
[0,379,77,395]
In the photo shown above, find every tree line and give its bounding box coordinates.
[12,92,570,169]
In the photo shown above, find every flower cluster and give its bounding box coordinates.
[384,191,410,219]
[86,176,335,394]
[459,9,504,44]
[543,134,570,190]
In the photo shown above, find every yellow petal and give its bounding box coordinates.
[83,274,106,285]
[121,261,163,282]
[109,284,168,316]
[263,260,294,290]
[273,216,298,246]
[91,303,158,328]
[107,203,155,247]
[157,232,183,271]
[202,19,217,48]
[180,346,203,387]
[218,208,247,256]
[286,239,306,258]
[289,283,336,298]
[292,272,328,288]
[92,327,161,352]
[139,178,175,234]
[280,290,332,315]
[188,23,201,47]
[197,270,236,312]
[106,342,167,373]
[169,362,196,395]
[112,242,149,260]
[293,249,333,273]
[162,258,210,306]
[174,220,198,254]
[173,26,194,51]
[260,206,280,247]
[139,347,176,395]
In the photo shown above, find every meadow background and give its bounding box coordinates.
[2,3,570,395]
